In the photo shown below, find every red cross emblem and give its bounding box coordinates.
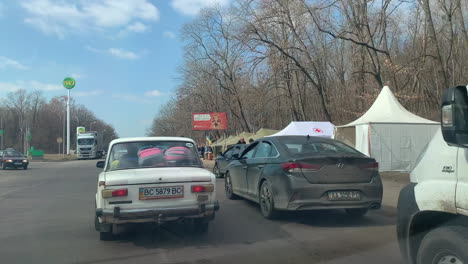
[313,128,322,133]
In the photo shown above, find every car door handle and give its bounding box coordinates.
[257,165,264,169]
[242,166,247,169]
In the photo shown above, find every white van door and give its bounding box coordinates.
[457,148,468,212]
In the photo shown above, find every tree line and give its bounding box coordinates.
[0,89,118,154]
[148,0,467,143]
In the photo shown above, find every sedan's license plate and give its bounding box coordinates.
[14,162,22,165]
[328,191,361,201]
[139,186,184,200]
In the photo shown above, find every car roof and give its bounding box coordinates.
[109,137,196,146]
[262,135,336,143]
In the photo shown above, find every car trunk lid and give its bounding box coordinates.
[287,155,377,184]
[104,167,211,186]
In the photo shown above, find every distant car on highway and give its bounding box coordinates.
[94,137,219,241]
[1,150,29,170]
[213,144,247,178]
[224,136,383,219]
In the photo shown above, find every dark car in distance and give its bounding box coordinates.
[224,136,383,219]
[1,150,29,170]
[213,144,247,178]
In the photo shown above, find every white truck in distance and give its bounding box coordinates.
[397,85,468,264]
[77,131,103,159]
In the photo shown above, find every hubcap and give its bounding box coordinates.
[260,184,271,213]
[437,255,463,264]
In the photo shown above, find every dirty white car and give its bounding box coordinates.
[95,137,219,240]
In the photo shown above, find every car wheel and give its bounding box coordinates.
[213,164,222,178]
[193,218,209,234]
[225,173,238,200]
[23,166,28,170]
[345,208,369,217]
[259,180,278,219]
[417,226,468,264]
[99,231,114,241]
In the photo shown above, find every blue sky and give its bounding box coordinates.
[0,0,229,137]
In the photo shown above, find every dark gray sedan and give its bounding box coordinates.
[224,136,383,219]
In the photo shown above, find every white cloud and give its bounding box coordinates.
[163,31,176,39]
[171,0,229,16]
[108,48,139,60]
[145,90,165,97]
[0,56,28,70]
[74,90,103,97]
[20,0,159,38]
[70,73,84,79]
[0,80,61,92]
[85,46,140,60]
[126,22,148,33]
[112,93,151,103]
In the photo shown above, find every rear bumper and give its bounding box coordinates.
[96,201,219,224]
[277,177,383,211]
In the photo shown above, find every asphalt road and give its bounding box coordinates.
[0,160,404,264]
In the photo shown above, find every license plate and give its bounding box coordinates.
[14,162,22,165]
[328,191,361,201]
[139,186,184,200]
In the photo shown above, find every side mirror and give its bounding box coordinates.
[441,86,468,147]
[231,153,240,160]
[217,153,224,158]
[96,161,105,169]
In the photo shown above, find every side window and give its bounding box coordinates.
[254,142,271,158]
[254,142,278,158]
[242,144,257,159]
[223,148,234,159]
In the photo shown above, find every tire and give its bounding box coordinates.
[225,173,238,200]
[99,231,114,241]
[259,180,278,219]
[213,164,222,178]
[417,226,468,264]
[193,218,210,234]
[23,166,28,170]
[345,208,369,218]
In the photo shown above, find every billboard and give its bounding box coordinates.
[192,112,227,130]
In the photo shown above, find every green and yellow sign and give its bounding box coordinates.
[62,77,76,89]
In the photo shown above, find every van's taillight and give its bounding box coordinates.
[360,162,379,170]
[102,188,128,198]
[281,162,321,172]
[191,184,214,193]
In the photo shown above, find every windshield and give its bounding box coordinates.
[279,138,362,156]
[77,138,95,145]
[3,151,23,157]
[107,141,202,171]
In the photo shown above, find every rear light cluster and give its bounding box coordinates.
[360,162,379,170]
[191,184,214,193]
[281,162,321,173]
[102,188,128,198]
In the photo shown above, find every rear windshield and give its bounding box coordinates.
[107,141,202,171]
[278,138,362,156]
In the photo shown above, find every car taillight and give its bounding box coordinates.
[281,162,321,172]
[191,184,214,193]
[102,188,128,198]
[112,189,128,197]
[360,162,379,170]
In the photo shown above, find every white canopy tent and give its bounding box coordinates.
[335,86,439,172]
[269,121,335,138]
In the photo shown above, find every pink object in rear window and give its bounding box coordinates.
[138,148,162,158]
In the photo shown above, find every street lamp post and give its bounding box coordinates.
[62,77,76,155]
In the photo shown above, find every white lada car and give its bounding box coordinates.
[94,137,219,240]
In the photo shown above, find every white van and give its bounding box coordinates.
[397,85,468,264]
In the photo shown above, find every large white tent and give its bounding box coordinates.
[335,86,439,172]
[269,121,335,138]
